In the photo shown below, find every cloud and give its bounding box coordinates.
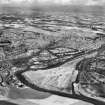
[0,0,105,5]
[38,0,72,5]
[31,0,105,5]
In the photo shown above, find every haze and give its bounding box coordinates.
[0,0,105,6]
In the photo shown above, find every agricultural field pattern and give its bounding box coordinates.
[0,6,105,105]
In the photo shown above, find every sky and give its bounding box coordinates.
[0,0,105,6]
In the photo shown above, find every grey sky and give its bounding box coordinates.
[0,0,105,5]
